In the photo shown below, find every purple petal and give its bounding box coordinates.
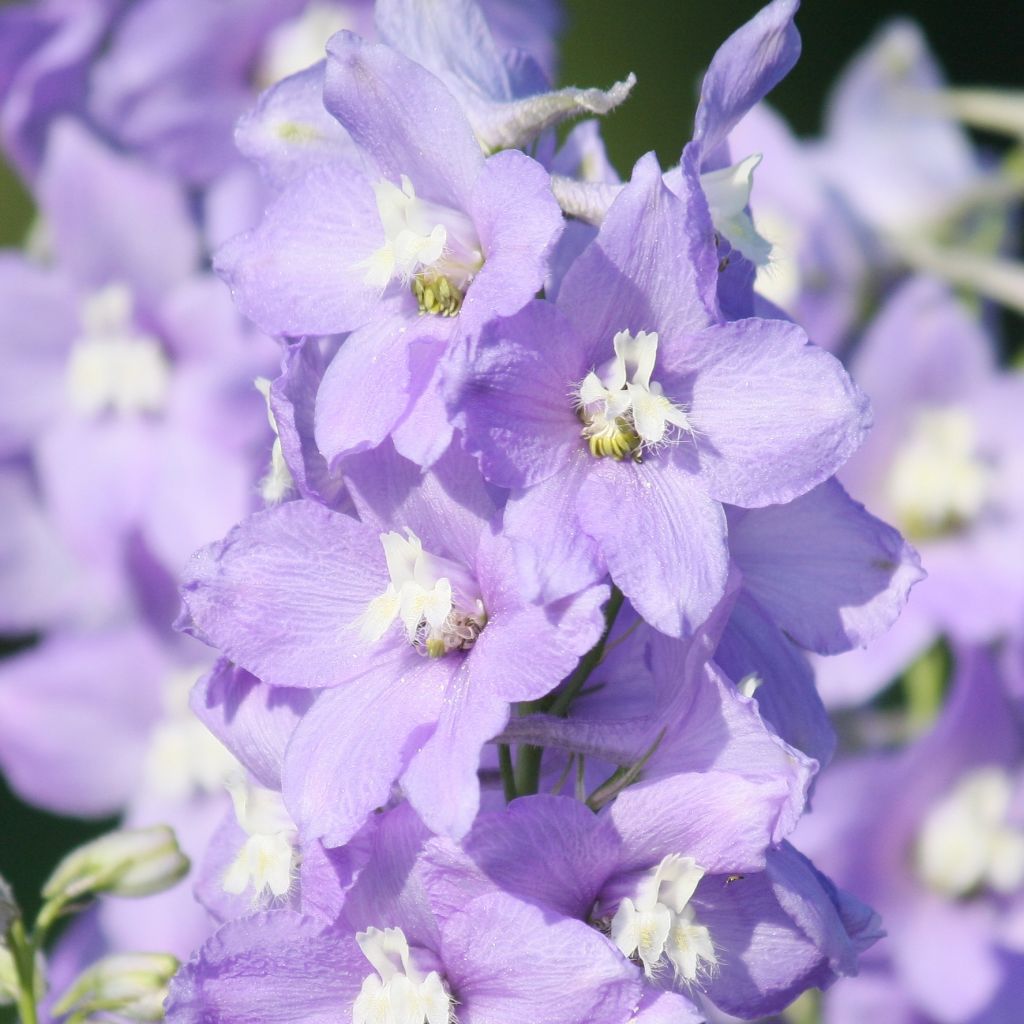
[179,501,389,688]
[728,478,924,653]
[0,256,75,457]
[190,659,314,790]
[165,912,365,1024]
[441,890,641,1024]
[693,0,801,157]
[0,627,165,816]
[214,160,382,337]
[314,304,439,465]
[281,658,448,846]
[236,61,359,190]
[558,151,718,351]
[324,31,483,209]
[461,148,563,326]
[38,119,199,307]
[448,299,588,490]
[576,457,728,637]
[673,317,870,507]
[461,796,619,920]
[716,592,836,767]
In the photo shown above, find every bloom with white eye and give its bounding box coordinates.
[65,283,170,417]
[352,927,452,1024]
[916,766,1024,899]
[886,405,991,539]
[609,854,717,984]
[362,176,484,317]
[361,529,487,658]
[576,329,692,462]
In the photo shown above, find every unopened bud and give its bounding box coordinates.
[42,826,189,907]
[53,953,179,1022]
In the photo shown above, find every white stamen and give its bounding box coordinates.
[143,668,240,803]
[700,154,773,267]
[254,377,294,505]
[362,176,483,314]
[66,284,170,417]
[609,854,716,983]
[916,766,1024,898]
[222,779,299,902]
[257,1,354,88]
[576,330,691,460]
[353,927,452,1024]
[362,529,486,658]
[886,405,990,538]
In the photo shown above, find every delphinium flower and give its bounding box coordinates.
[796,646,1024,1024]
[448,153,869,637]
[0,113,277,965]
[813,276,1024,707]
[167,804,643,1024]
[0,1,953,1022]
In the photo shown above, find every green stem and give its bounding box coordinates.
[9,920,38,1024]
[497,744,517,803]
[904,644,947,733]
[514,586,624,796]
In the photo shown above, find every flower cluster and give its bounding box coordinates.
[0,2,1022,1023]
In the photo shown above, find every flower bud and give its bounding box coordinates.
[53,953,179,1022]
[42,826,189,907]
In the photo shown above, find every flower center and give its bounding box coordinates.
[256,1,354,89]
[143,668,240,803]
[915,766,1024,899]
[886,405,990,539]
[608,854,716,984]
[576,329,691,462]
[362,176,484,317]
[353,927,452,1024]
[66,284,170,417]
[361,529,487,658]
[222,779,300,903]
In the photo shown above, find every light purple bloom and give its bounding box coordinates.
[449,152,870,636]
[167,804,641,1024]
[816,276,1024,707]
[797,646,1024,1024]
[179,442,608,842]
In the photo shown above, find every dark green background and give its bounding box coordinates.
[0,0,1021,1013]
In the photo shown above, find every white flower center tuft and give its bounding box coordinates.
[916,766,1024,899]
[257,1,354,88]
[254,377,294,505]
[610,854,716,983]
[362,176,483,317]
[143,668,240,803]
[222,779,299,902]
[576,329,691,461]
[886,405,990,539]
[700,154,773,268]
[361,529,486,658]
[353,927,452,1024]
[66,284,170,417]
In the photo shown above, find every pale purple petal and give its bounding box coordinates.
[281,658,447,846]
[179,501,389,688]
[728,478,924,653]
[214,160,382,337]
[576,457,728,637]
[674,317,870,507]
